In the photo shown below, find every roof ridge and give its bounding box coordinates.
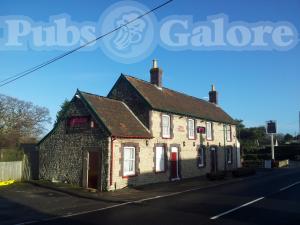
[78,90,124,103]
[123,74,216,107]
[121,101,151,134]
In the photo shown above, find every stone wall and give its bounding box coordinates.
[108,110,238,190]
[38,97,109,190]
[108,76,151,128]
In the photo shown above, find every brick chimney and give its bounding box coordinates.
[209,85,218,104]
[150,59,163,87]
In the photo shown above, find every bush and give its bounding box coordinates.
[0,148,24,162]
[242,160,263,168]
[232,168,256,177]
[243,154,258,160]
[206,171,226,180]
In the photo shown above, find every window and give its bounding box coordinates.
[155,146,165,172]
[123,147,135,176]
[162,114,171,138]
[188,119,195,139]
[198,146,206,167]
[226,125,232,142]
[227,147,233,164]
[206,122,213,140]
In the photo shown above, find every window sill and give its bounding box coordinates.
[122,174,137,178]
[162,136,172,139]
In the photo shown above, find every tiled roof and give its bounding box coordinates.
[123,75,236,124]
[79,91,152,138]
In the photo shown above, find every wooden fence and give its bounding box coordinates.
[0,161,23,181]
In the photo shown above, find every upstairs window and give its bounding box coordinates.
[162,114,171,138]
[188,119,195,139]
[206,122,213,140]
[226,125,232,142]
[123,147,136,176]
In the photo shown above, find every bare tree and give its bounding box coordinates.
[0,94,51,148]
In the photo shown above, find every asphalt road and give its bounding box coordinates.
[22,168,300,225]
[0,168,300,225]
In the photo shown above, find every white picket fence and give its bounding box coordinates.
[0,161,23,181]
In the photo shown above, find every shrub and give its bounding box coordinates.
[0,148,24,162]
[232,168,256,177]
[206,171,226,180]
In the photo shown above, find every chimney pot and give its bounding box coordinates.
[212,84,215,91]
[150,59,163,87]
[153,59,158,69]
[209,84,218,104]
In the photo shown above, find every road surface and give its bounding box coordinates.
[16,168,300,225]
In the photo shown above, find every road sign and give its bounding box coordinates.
[266,120,277,161]
[197,126,206,134]
[266,120,277,134]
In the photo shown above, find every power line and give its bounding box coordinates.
[0,0,173,88]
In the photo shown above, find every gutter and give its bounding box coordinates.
[113,135,152,139]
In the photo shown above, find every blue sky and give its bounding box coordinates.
[0,0,299,135]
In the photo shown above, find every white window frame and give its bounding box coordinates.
[188,119,195,139]
[227,147,233,164]
[198,147,205,167]
[123,147,135,176]
[155,146,165,172]
[206,122,213,140]
[226,125,232,142]
[162,114,171,138]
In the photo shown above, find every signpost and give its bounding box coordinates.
[266,120,277,161]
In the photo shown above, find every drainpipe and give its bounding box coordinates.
[110,136,116,187]
[224,124,227,172]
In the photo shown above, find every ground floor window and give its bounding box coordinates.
[227,147,233,164]
[123,147,135,176]
[155,146,166,172]
[198,146,206,167]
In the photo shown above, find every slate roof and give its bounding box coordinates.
[123,75,236,124]
[79,91,152,138]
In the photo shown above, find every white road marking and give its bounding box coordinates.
[14,176,253,225]
[15,178,300,224]
[211,180,300,220]
[210,197,265,220]
[15,202,130,225]
[279,181,300,191]
[15,221,38,225]
[14,186,208,225]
